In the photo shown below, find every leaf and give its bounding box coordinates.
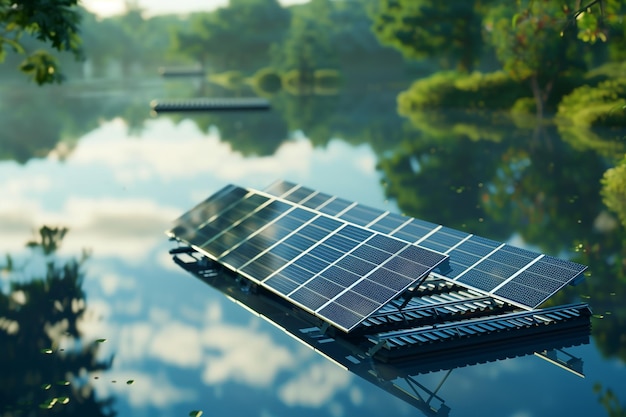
[189,411,203,417]
[511,13,522,28]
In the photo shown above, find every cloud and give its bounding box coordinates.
[278,361,353,407]
[99,272,136,296]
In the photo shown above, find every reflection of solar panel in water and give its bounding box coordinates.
[168,183,448,332]
[263,180,587,310]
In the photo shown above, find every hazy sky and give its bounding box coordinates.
[82,0,309,17]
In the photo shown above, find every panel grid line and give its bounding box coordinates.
[336,201,358,217]
[414,225,443,244]
[452,243,506,281]
[234,212,321,273]
[489,254,545,293]
[365,211,390,228]
[314,241,421,314]
[198,194,276,249]
[192,190,253,234]
[444,234,473,254]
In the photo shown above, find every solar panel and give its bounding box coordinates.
[263,180,588,311]
[169,183,449,332]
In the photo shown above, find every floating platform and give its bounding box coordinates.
[167,180,592,414]
[157,66,205,77]
[150,97,270,113]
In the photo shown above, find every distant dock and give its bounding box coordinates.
[150,97,270,113]
[158,67,205,77]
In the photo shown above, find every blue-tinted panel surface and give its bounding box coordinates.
[290,287,329,311]
[494,281,550,308]
[301,192,333,210]
[336,256,377,276]
[351,245,392,265]
[283,186,315,204]
[303,277,344,299]
[172,185,247,236]
[323,234,360,252]
[368,212,408,234]
[398,245,448,268]
[317,303,364,332]
[456,269,505,292]
[319,266,361,287]
[318,198,352,216]
[526,258,585,283]
[308,245,343,264]
[351,279,396,304]
[265,275,299,295]
[391,220,436,243]
[293,254,329,274]
[334,291,379,316]
[277,264,314,285]
[339,204,385,227]
[336,224,374,242]
[368,268,413,291]
[366,234,407,254]
[509,271,565,294]
[263,180,297,197]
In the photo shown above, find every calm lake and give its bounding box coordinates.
[1,72,625,417]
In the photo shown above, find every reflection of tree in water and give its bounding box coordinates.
[376,130,513,240]
[0,226,114,417]
[377,114,626,366]
[595,383,626,417]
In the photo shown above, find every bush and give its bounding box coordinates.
[252,68,282,95]
[397,71,530,115]
[558,78,626,127]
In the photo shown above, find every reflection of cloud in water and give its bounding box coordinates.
[0,195,179,261]
[97,370,196,407]
[70,118,311,184]
[201,324,295,386]
[278,361,355,407]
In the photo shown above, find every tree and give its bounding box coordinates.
[0,0,83,84]
[370,0,489,72]
[170,0,290,73]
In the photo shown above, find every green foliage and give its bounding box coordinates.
[169,0,290,72]
[558,78,626,127]
[397,71,529,113]
[602,158,626,227]
[251,67,282,95]
[0,0,82,84]
[208,70,246,90]
[370,0,488,71]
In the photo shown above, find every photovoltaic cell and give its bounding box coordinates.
[368,212,408,234]
[263,180,297,197]
[171,180,588,332]
[301,192,333,210]
[282,186,316,204]
[318,198,353,216]
[339,204,385,227]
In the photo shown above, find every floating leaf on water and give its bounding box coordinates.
[58,397,70,405]
[111,380,117,383]
[96,338,107,343]
[41,383,52,390]
[189,410,203,417]
[126,380,134,385]
[41,348,53,354]
[56,380,70,386]
[592,314,604,319]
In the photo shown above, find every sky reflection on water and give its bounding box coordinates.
[1,106,625,417]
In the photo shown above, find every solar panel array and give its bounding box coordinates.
[169,184,448,332]
[263,180,587,310]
